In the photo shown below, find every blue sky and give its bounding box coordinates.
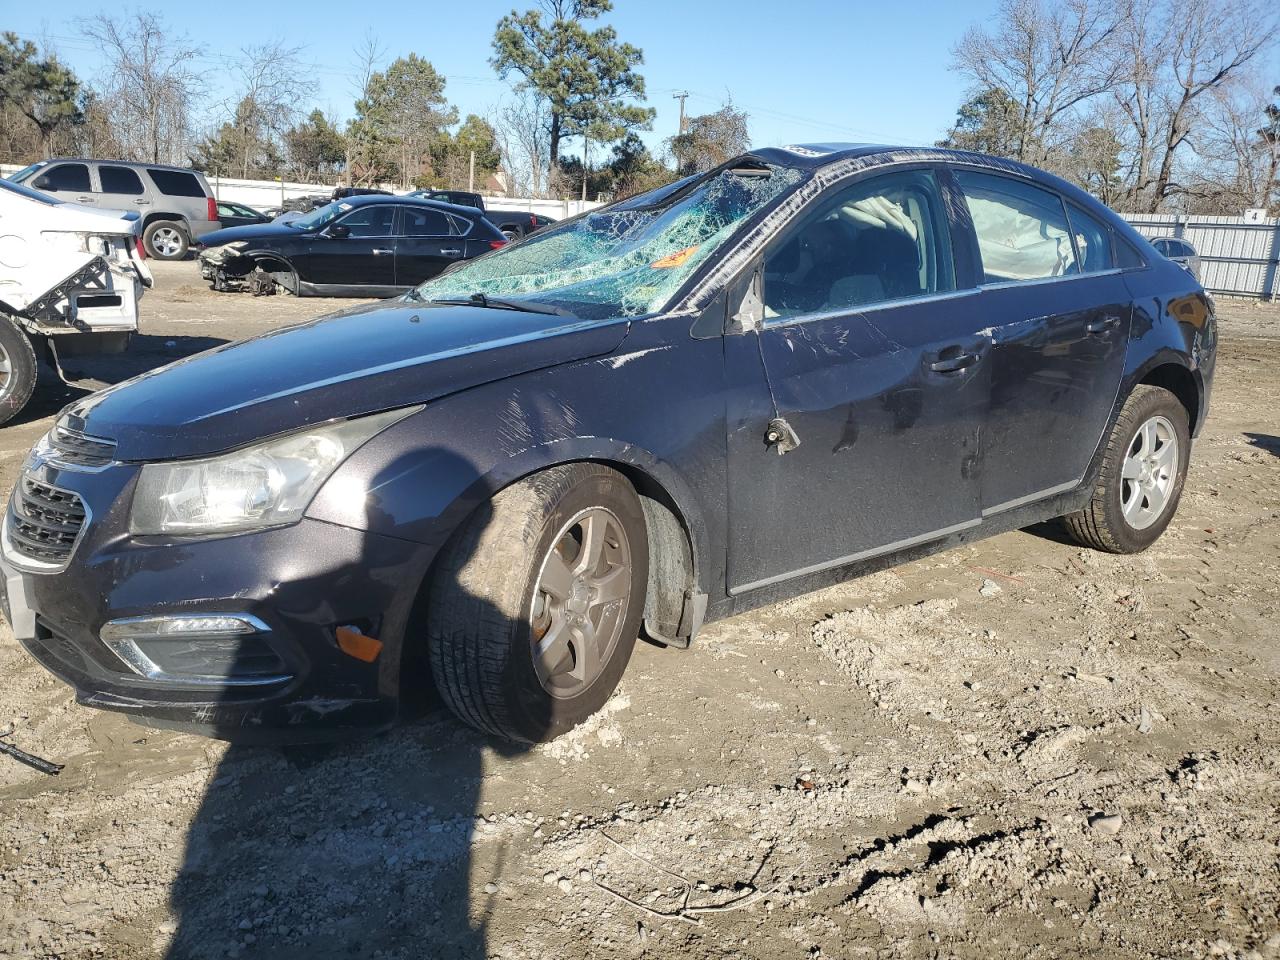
[9,0,1003,156]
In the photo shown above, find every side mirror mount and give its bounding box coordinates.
[33,176,52,190]
[727,268,764,334]
[326,224,350,240]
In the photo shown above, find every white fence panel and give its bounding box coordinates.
[1121,213,1279,300]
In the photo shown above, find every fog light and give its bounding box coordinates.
[100,614,291,686]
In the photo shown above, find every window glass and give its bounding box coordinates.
[336,205,395,238]
[763,169,955,319]
[401,207,454,237]
[41,163,90,192]
[1116,235,1146,270]
[956,171,1078,282]
[98,165,145,195]
[1065,203,1114,273]
[1176,240,1196,258]
[146,168,205,197]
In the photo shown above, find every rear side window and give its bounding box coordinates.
[956,171,1078,283]
[146,168,205,198]
[98,165,145,195]
[1116,236,1146,270]
[41,163,91,192]
[1065,203,1114,273]
[763,169,956,320]
[400,207,454,237]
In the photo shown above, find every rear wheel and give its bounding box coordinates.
[0,317,38,427]
[1061,385,1190,553]
[144,220,189,260]
[427,463,648,742]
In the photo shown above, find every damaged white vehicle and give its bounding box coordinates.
[0,177,151,425]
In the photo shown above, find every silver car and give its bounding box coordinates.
[1151,237,1201,280]
[8,159,222,260]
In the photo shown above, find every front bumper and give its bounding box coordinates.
[1,471,434,741]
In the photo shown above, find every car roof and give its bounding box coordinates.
[35,158,206,174]
[337,192,486,218]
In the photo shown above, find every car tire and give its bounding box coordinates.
[427,463,649,742]
[0,316,39,427]
[1061,385,1191,554]
[501,229,519,242]
[143,220,190,260]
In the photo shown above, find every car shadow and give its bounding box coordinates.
[1243,432,1280,457]
[161,450,537,960]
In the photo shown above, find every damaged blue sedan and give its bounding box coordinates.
[1,144,1215,743]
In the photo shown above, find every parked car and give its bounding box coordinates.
[214,201,271,229]
[409,189,557,240]
[8,159,221,261]
[1151,237,1201,279]
[0,177,152,424]
[197,195,508,296]
[0,144,1214,744]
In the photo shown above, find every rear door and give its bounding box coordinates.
[394,206,461,285]
[950,169,1132,514]
[95,164,149,214]
[725,167,990,593]
[309,204,397,287]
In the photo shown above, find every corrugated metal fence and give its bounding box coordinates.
[1122,213,1280,301]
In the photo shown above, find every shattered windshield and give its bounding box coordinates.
[411,163,805,320]
[289,201,351,230]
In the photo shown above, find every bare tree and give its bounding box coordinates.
[79,12,204,164]
[1189,77,1280,213]
[952,0,1122,164]
[1143,0,1278,210]
[493,92,551,197]
[221,41,315,178]
[343,31,385,186]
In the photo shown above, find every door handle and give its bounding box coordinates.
[929,351,978,373]
[1085,315,1121,335]
[441,247,463,257]
[76,196,95,203]
[133,199,151,205]
[372,247,393,255]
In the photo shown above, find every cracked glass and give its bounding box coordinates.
[410,164,805,321]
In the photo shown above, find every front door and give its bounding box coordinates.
[949,171,1132,514]
[394,206,462,285]
[310,204,398,287]
[725,168,990,594]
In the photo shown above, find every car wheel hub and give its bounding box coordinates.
[1120,415,1178,531]
[529,507,631,698]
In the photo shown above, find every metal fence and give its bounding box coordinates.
[1121,213,1280,301]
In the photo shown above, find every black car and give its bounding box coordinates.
[1,144,1215,745]
[214,201,271,229]
[198,195,508,296]
[409,189,558,239]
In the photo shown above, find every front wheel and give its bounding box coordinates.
[427,463,649,742]
[1061,385,1191,553]
[0,317,38,427]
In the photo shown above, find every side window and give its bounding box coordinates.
[336,205,395,238]
[956,171,1079,283]
[1116,235,1146,270]
[763,169,956,320]
[98,165,145,195]
[448,214,474,236]
[40,163,91,192]
[1065,203,1115,274]
[146,168,205,197]
[400,207,454,237]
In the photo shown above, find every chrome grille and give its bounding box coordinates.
[48,423,116,469]
[7,477,87,565]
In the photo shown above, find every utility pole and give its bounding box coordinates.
[673,91,689,134]
[468,150,475,193]
[582,133,588,203]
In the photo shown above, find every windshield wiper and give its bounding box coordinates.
[430,293,572,317]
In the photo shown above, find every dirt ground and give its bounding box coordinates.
[0,264,1277,960]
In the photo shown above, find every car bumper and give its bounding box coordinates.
[1,514,434,742]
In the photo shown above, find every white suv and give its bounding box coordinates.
[0,177,152,425]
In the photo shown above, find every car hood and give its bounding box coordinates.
[199,222,311,247]
[63,300,632,461]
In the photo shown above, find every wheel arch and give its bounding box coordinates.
[1129,357,1202,436]
[141,211,191,232]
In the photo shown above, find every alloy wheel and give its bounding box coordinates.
[152,227,183,257]
[529,507,632,698]
[1121,415,1179,530]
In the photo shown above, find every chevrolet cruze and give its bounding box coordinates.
[0,145,1215,743]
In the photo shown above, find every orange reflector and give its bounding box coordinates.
[650,244,699,269]
[336,626,383,663]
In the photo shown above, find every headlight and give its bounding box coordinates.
[129,408,416,535]
[223,241,249,252]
